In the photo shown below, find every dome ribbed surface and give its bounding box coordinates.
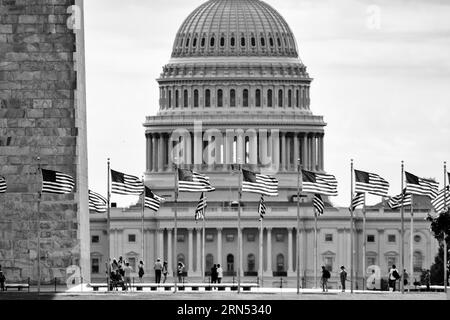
[172,0,299,58]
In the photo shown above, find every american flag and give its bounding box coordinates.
[111,169,144,195]
[258,195,267,220]
[313,194,325,216]
[41,169,75,194]
[0,176,6,193]
[354,169,389,197]
[405,171,439,199]
[242,169,278,197]
[431,186,450,215]
[195,192,207,221]
[89,190,107,213]
[302,170,338,196]
[178,169,215,193]
[144,186,165,212]
[387,191,412,210]
[349,193,365,212]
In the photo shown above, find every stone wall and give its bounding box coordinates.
[0,0,88,284]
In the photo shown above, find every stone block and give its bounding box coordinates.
[0,24,13,33]
[32,99,52,109]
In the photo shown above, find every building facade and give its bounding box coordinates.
[90,0,440,288]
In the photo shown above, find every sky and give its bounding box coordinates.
[83,0,450,208]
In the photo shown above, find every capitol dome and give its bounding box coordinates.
[172,0,299,58]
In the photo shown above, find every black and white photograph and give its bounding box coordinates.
[0,0,449,316]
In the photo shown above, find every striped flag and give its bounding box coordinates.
[313,194,325,216]
[242,169,278,197]
[145,186,165,212]
[111,169,144,195]
[0,176,6,193]
[405,171,439,199]
[41,169,75,194]
[195,192,207,221]
[302,170,338,196]
[89,190,107,213]
[350,193,365,211]
[178,169,215,193]
[387,192,412,210]
[354,169,389,197]
[431,186,450,215]
[258,195,267,220]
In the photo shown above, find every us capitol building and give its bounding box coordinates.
[90,0,438,288]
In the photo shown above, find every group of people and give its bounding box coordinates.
[153,258,179,284]
[210,264,224,284]
[107,256,145,290]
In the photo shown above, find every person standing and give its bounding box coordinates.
[138,260,145,283]
[321,266,330,292]
[388,264,400,292]
[0,271,5,291]
[403,269,409,291]
[339,266,347,292]
[123,262,132,291]
[424,269,431,291]
[162,261,168,283]
[211,264,218,284]
[216,264,223,284]
[154,258,163,284]
[177,262,185,284]
[367,269,376,290]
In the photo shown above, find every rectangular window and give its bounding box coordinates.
[247,233,256,242]
[325,257,333,272]
[91,235,99,243]
[91,258,99,274]
[275,234,284,242]
[367,235,375,243]
[206,234,214,242]
[367,257,376,266]
[177,234,185,242]
[226,234,235,242]
[128,234,136,243]
[388,235,396,243]
[325,234,333,242]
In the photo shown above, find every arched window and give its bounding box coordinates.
[168,90,172,108]
[288,90,292,107]
[205,89,211,107]
[413,251,423,272]
[243,89,249,107]
[183,89,188,108]
[206,254,214,273]
[241,37,246,47]
[230,89,236,107]
[296,89,300,108]
[255,89,261,107]
[220,37,225,47]
[217,89,223,107]
[269,37,274,47]
[193,90,199,108]
[185,38,190,47]
[177,253,185,265]
[278,89,283,107]
[277,37,282,47]
[276,254,285,272]
[260,37,266,47]
[247,254,256,272]
[193,38,197,47]
[267,89,273,107]
[251,37,256,47]
[227,254,234,272]
[210,36,215,47]
[175,90,179,108]
[201,37,206,47]
[230,37,236,47]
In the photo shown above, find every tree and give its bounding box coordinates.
[427,210,450,285]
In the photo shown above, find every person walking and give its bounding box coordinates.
[177,262,185,284]
[0,271,5,292]
[154,258,163,284]
[424,269,431,291]
[388,264,400,292]
[211,264,218,284]
[403,269,409,291]
[162,261,168,283]
[111,258,119,273]
[138,260,145,283]
[321,266,330,292]
[216,264,223,284]
[123,262,132,291]
[339,266,347,292]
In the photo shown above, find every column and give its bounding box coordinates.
[238,227,243,277]
[250,133,258,167]
[293,133,299,169]
[286,134,292,170]
[146,134,152,172]
[158,229,164,261]
[302,133,308,169]
[264,228,272,277]
[167,229,173,276]
[158,133,164,172]
[281,132,287,171]
[312,134,317,171]
[271,131,280,171]
[259,227,264,276]
[196,227,201,275]
[217,228,223,266]
[318,134,324,171]
[194,129,202,170]
[161,133,167,171]
[188,228,193,273]
[152,135,158,172]
[237,131,244,164]
[186,132,192,165]
[288,228,294,275]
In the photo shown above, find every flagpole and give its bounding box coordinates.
[174,164,179,293]
[141,176,145,264]
[296,158,301,294]
[350,159,354,293]
[259,216,263,289]
[409,194,414,293]
[237,162,242,294]
[362,194,366,292]
[400,160,405,294]
[107,158,111,291]
[444,161,448,293]
[202,213,205,283]
[314,210,318,289]
[37,157,42,294]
